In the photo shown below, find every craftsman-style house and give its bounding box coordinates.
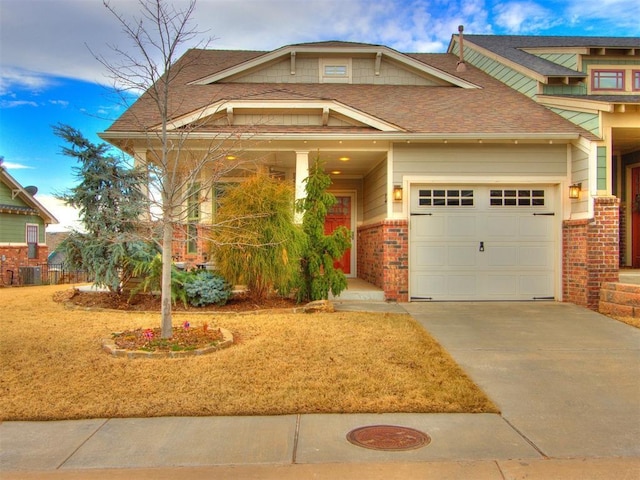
[102,37,629,308]
[0,163,57,285]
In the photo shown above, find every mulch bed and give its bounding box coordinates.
[60,289,299,312]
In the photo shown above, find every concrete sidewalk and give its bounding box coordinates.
[1,301,639,479]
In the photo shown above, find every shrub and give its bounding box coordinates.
[183,271,231,307]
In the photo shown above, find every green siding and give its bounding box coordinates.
[462,47,539,98]
[0,213,45,243]
[0,181,26,207]
[597,146,607,191]
[548,107,600,137]
[535,53,578,70]
[543,83,587,95]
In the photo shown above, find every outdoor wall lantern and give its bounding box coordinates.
[569,183,581,199]
[393,185,403,202]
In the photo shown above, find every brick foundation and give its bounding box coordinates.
[563,196,619,310]
[0,245,49,285]
[357,220,408,302]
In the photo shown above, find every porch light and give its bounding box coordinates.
[393,185,403,202]
[569,183,581,199]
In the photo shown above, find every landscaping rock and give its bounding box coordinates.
[302,299,335,313]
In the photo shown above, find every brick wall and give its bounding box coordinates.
[0,245,49,285]
[357,220,408,302]
[563,196,619,310]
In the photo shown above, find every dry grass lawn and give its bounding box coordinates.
[0,284,497,421]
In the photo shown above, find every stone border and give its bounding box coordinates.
[102,328,234,359]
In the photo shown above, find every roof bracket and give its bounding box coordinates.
[322,107,329,126]
[290,51,296,75]
[375,52,382,76]
[226,106,234,126]
[12,189,20,199]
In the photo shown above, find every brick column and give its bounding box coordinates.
[563,196,619,310]
[357,220,408,302]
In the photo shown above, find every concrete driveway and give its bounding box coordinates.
[403,301,640,459]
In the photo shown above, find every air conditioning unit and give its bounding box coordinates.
[20,266,41,285]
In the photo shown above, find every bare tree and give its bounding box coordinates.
[96,0,248,337]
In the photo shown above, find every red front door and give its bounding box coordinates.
[325,195,352,275]
[632,167,640,267]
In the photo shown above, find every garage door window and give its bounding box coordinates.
[418,189,474,207]
[490,189,545,206]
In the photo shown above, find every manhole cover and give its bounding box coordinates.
[346,425,431,451]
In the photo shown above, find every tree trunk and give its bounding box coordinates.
[160,221,174,338]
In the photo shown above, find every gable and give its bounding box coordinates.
[0,168,57,224]
[190,43,480,89]
[165,99,405,133]
[222,55,450,86]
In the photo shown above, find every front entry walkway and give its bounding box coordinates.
[403,301,640,458]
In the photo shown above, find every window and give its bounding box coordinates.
[26,224,38,259]
[418,189,474,207]
[490,189,545,206]
[324,65,347,76]
[592,70,625,91]
[187,183,200,254]
[320,58,351,83]
[633,71,640,91]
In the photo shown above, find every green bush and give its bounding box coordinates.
[183,271,231,307]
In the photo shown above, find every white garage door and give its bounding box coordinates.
[410,185,556,301]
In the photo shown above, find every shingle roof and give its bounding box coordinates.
[106,45,595,139]
[463,35,640,77]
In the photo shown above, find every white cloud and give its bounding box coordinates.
[3,161,34,169]
[0,99,39,108]
[0,68,53,96]
[492,1,560,34]
[38,195,82,233]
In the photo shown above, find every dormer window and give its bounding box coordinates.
[320,58,351,83]
[592,70,624,91]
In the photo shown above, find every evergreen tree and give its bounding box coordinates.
[211,173,306,300]
[55,124,149,293]
[296,158,351,302]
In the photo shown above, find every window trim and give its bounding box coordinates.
[633,70,640,92]
[319,58,352,84]
[591,69,625,91]
[25,223,39,259]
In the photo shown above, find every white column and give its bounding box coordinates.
[295,151,310,223]
[132,148,151,221]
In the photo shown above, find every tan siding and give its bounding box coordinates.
[393,143,568,180]
[571,144,589,215]
[227,57,444,86]
[363,159,387,221]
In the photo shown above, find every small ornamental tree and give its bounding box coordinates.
[210,173,306,300]
[296,158,351,302]
[55,124,149,293]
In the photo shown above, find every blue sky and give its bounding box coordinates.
[1,0,639,231]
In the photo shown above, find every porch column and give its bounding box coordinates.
[132,148,151,222]
[295,151,309,223]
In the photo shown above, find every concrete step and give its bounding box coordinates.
[599,282,640,318]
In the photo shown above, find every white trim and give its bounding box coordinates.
[160,99,404,133]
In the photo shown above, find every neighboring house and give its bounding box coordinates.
[448,34,640,304]
[102,39,614,307]
[0,164,58,285]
